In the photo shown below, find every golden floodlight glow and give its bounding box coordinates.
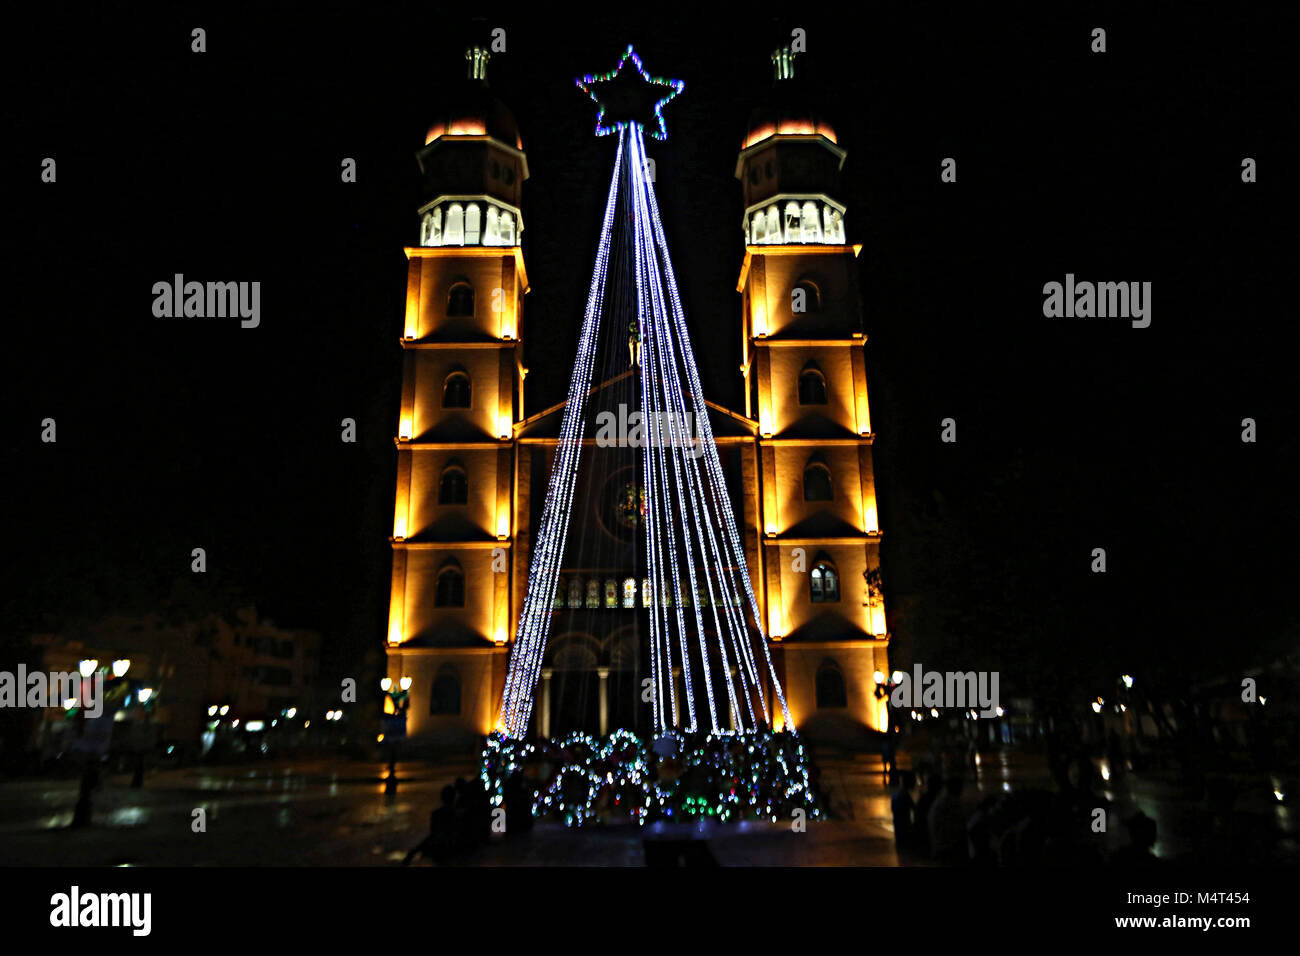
[398,417,412,441]
[393,517,406,541]
[498,415,512,440]
[387,626,402,646]
[496,509,510,540]
[494,627,507,645]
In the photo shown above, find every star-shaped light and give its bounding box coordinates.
[575,44,684,141]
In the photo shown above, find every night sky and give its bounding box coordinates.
[7,5,1294,701]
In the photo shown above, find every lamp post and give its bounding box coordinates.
[71,658,129,827]
[131,685,156,788]
[381,677,411,795]
[874,670,900,786]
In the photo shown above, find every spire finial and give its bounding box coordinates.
[771,47,795,82]
[467,45,490,83]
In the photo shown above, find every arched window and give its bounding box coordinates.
[435,561,465,607]
[438,462,468,504]
[804,459,834,501]
[499,212,515,245]
[765,206,780,244]
[484,205,499,245]
[831,209,844,243]
[641,577,651,607]
[783,201,801,242]
[810,559,839,603]
[430,207,443,246]
[567,578,583,608]
[622,578,637,608]
[586,579,600,608]
[798,366,828,405]
[444,203,464,245]
[442,370,471,408]
[429,666,462,715]
[604,578,618,608]
[554,576,567,609]
[420,214,432,246]
[751,210,766,244]
[801,201,822,243]
[464,203,481,245]
[447,282,474,318]
[816,659,848,708]
[823,205,834,242]
[793,279,822,313]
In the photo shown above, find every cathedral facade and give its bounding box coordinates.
[383,47,889,751]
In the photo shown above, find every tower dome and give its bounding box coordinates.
[415,45,528,249]
[735,47,848,246]
[424,67,524,151]
[740,48,837,149]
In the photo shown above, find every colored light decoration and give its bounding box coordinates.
[78,659,98,678]
[574,44,684,141]
[111,659,130,678]
[494,46,797,760]
[137,688,153,704]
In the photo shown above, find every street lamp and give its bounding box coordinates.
[112,659,131,678]
[79,659,98,678]
[381,677,412,795]
[137,688,153,704]
[873,671,900,785]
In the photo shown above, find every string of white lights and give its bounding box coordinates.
[627,128,727,731]
[499,130,626,737]
[630,125,755,732]
[641,144,793,728]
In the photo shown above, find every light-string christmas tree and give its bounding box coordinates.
[485,46,817,825]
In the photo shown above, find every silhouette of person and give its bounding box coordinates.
[404,784,458,865]
[928,774,968,864]
[891,770,918,852]
[1112,811,1159,865]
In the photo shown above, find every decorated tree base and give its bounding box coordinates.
[481,728,821,828]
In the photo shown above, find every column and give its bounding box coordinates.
[597,667,610,737]
[540,668,553,739]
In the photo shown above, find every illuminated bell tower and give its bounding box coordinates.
[385,45,530,749]
[736,47,889,737]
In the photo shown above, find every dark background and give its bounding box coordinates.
[6,3,1295,703]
